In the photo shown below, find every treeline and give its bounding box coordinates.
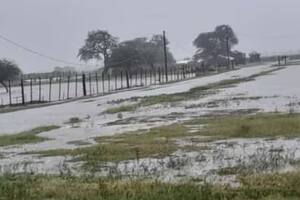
[78,31,175,73]
[0,24,275,92]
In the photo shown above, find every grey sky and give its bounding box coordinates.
[0,0,300,73]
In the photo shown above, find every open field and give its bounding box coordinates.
[1,63,300,197]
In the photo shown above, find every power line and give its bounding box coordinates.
[0,33,98,67]
[0,33,131,69]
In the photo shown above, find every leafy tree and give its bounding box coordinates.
[78,30,118,72]
[231,50,246,65]
[148,34,175,67]
[108,35,175,88]
[109,35,175,71]
[193,25,238,67]
[110,40,142,71]
[109,39,143,88]
[0,59,22,92]
[249,51,261,63]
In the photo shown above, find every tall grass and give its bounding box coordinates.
[198,113,300,138]
[1,171,300,200]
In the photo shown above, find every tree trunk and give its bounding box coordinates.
[103,52,109,73]
[0,81,8,93]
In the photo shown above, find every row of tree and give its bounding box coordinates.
[78,31,175,73]
[1,25,263,92]
[78,26,261,74]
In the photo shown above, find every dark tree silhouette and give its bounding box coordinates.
[249,51,261,63]
[109,35,175,71]
[193,25,238,66]
[78,30,118,72]
[0,59,22,92]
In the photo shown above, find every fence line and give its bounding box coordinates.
[0,64,229,107]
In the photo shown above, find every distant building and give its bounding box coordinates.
[231,51,246,65]
[53,66,77,73]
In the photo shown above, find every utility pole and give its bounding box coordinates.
[226,27,230,69]
[163,31,168,82]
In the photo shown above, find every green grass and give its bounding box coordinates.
[29,113,300,170]
[1,170,300,200]
[0,125,60,147]
[194,113,300,138]
[105,67,284,114]
[28,124,199,170]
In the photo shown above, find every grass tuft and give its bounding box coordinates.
[0,125,60,147]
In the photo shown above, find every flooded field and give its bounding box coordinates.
[1,63,300,186]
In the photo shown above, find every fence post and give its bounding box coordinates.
[102,72,105,94]
[96,73,99,94]
[135,71,138,86]
[285,56,287,65]
[82,73,87,96]
[186,65,189,78]
[158,68,161,83]
[75,73,78,97]
[144,69,147,86]
[114,73,117,91]
[130,72,133,87]
[30,78,33,103]
[58,76,62,100]
[20,78,25,105]
[121,71,123,88]
[39,77,42,102]
[67,76,70,99]
[154,68,157,84]
[150,69,153,85]
[49,77,52,101]
[126,71,130,88]
[108,74,111,92]
[89,73,92,96]
[140,69,143,86]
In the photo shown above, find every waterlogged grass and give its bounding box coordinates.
[105,67,284,114]
[194,113,300,138]
[0,125,60,147]
[1,171,300,200]
[30,113,300,170]
[30,124,203,169]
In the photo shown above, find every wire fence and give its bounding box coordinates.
[0,64,230,107]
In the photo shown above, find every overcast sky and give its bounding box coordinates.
[1,0,300,73]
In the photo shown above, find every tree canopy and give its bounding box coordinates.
[0,59,22,92]
[249,51,261,63]
[78,30,118,72]
[193,25,238,66]
[109,34,175,72]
